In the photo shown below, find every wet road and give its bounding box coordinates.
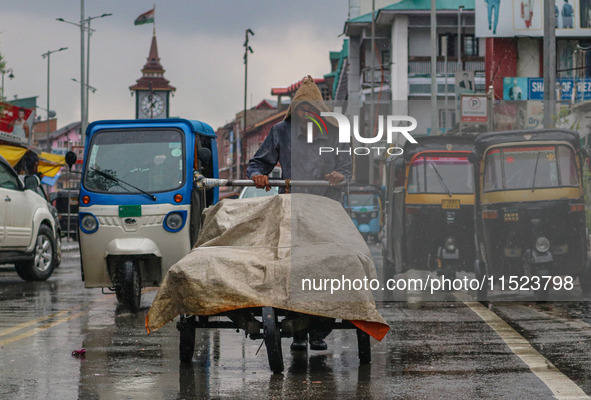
[1,246,591,399]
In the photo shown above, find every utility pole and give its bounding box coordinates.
[543,0,556,128]
[239,28,254,179]
[369,0,375,185]
[80,0,86,145]
[431,0,439,135]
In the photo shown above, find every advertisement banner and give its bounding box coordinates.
[0,102,34,146]
[476,0,591,37]
[504,77,529,100]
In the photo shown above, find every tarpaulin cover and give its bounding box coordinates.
[146,194,389,340]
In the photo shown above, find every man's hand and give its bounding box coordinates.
[325,171,345,186]
[251,175,271,191]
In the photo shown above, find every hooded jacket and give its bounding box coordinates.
[246,76,351,199]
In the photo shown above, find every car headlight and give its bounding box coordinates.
[445,237,456,252]
[164,212,185,232]
[80,213,98,234]
[535,237,550,253]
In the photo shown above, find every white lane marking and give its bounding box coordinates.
[464,301,590,400]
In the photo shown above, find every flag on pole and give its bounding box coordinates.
[134,8,155,25]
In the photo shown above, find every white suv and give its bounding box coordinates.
[0,155,60,281]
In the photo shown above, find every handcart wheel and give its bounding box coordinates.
[356,328,371,364]
[262,306,284,374]
[178,315,196,364]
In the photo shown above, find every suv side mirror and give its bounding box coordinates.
[24,175,40,190]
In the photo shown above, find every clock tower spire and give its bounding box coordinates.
[130,33,176,119]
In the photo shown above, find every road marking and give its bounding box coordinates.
[0,310,90,347]
[0,310,69,337]
[465,301,589,400]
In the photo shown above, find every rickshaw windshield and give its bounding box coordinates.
[83,129,185,194]
[407,155,473,194]
[483,145,578,191]
[349,193,377,207]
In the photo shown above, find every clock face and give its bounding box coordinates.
[140,92,165,118]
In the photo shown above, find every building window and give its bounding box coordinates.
[439,34,457,57]
[464,35,479,57]
[381,49,391,68]
[439,109,456,130]
[440,34,478,57]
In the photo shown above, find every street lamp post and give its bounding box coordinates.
[56,11,111,146]
[41,47,68,151]
[84,13,112,133]
[1,68,14,101]
[239,28,254,179]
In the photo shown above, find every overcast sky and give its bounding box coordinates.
[0,0,349,131]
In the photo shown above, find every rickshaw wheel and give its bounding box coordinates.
[178,316,196,364]
[474,259,488,301]
[533,266,551,302]
[579,258,591,296]
[121,260,141,312]
[356,328,371,364]
[262,306,284,374]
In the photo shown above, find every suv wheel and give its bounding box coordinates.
[15,225,57,281]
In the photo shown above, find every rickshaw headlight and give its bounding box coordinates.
[535,237,550,253]
[445,238,456,252]
[371,212,377,218]
[80,213,98,234]
[164,212,186,232]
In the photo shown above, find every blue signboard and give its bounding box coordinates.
[527,78,544,100]
[525,77,591,101]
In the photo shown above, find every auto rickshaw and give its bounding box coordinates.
[343,186,383,242]
[78,119,218,311]
[381,135,476,280]
[472,129,591,299]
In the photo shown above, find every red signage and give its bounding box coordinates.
[71,145,84,164]
[0,102,34,145]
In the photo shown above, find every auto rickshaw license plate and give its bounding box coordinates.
[119,205,142,218]
[441,199,460,209]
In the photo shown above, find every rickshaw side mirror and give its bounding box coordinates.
[65,151,77,171]
[197,148,212,165]
[24,175,40,190]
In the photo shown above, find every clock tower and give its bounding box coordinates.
[130,33,176,119]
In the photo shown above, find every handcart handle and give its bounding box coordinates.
[198,178,347,188]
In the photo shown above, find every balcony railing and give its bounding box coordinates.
[408,57,485,76]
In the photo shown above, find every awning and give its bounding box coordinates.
[0,145,66,178]
[0,145,28,167]
[38,152,66,178]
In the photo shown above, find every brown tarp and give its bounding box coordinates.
[146,194,389,340]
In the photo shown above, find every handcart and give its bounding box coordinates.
[159,178,384,374]
[177,309,371,374]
